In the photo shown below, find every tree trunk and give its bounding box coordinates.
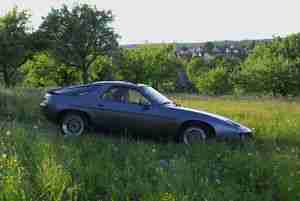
[3,68,10,88]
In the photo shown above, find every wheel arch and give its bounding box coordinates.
[58,109,91,126]
[178,120,216,139]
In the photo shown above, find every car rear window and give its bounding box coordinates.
[52,85,97,96]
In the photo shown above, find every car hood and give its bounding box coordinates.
[164,104,252,135]
[167,105,231,122]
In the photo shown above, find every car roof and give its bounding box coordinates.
[56,81,148,92]
[92,81,146,88]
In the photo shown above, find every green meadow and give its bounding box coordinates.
[1,88,300,201]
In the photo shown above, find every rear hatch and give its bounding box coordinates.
[46,84,97,96]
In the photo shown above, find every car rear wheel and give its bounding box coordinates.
[60,113,86,137]
[182,126,208,145]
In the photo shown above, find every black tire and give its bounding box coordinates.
[60,112,87,137]
[180,124,211,145]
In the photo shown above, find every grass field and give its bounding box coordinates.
[1,88,300,201]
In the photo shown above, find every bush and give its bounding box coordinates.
[238,58,300,96]
[237,35,300,96]
[22,53,80,87]
[90,55,123,82]
[186,57,208,83]
[196,67,233,95]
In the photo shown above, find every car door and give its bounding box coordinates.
[93,86,130,132]
[123,88,154,135]
[125,89,178,138]
[94,85,174,137]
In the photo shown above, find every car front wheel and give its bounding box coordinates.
[61,113,86,137]
[182,126,208,145]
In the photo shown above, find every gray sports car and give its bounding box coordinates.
[40,81,252,144]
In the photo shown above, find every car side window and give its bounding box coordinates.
[101,87,150,105]
[102,87,129,103]
[128,89,151,105]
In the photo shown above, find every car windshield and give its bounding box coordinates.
[142,86,172,104]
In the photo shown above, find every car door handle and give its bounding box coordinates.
[98,104,104,108]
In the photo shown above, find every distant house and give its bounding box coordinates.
[212,47,224,55]
[233,49,239,54]
[225,48,231,54]
[125,41,254,59]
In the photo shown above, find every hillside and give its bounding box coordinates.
[121,39,272,49]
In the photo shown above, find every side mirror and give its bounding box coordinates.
[138,99,151,110]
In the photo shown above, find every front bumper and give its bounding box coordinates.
[215,123,253,140]
[238,126,253,139]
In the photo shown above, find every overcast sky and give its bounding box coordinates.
[1,0,300,44]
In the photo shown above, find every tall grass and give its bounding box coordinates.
[0,87,45,122]
[1,89,300,200]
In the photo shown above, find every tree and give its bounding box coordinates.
[38,4,119,84]
[197,67,233,95]
[143,45,178,90]
[22,52,80,87]
[0,7,32,87]
[236,34,300,96]
[117,45,178,91]
[90,55,120,81]
[210,55,242,72]
[186,57,208,83]
[117,47,148,84]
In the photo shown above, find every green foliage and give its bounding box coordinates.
[117,45,178,91]
[0,7,32,87]
[117,47,146,83]
[22,52,80,87]
[38,4,118,84]
[197,67,233,95]
[90,55,120,81]
[186,57,208,83]
[186,55,242,94]
[210,55,242,71]
[237,34,300,96]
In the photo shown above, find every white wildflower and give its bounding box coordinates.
[6,130,11,136]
